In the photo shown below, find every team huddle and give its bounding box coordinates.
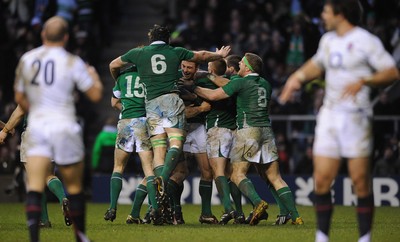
[1,0,399,242]
[104,37,303,226]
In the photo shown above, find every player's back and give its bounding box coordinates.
[122,44,194,100]
[16,46,93,122]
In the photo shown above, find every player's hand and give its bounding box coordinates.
[199,100,211,112]
[0,130,8,144]
[342,79,364,98]
[278,76,302,104]
[216,46,231,58]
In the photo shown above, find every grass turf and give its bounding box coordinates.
[0,203,398,242]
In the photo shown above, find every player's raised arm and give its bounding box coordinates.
[190,46,231,63]
[109,56,128,81]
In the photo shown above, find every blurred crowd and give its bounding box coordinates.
[1,0,400,180]
[0,0,121,177]
[163,0,400,175]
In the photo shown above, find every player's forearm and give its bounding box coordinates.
[2,105,25,132]
[293,59,323,84]
[362,67,400,86]
[111,97,122,111]
[185,106,203,119]
[195,86,228,101]
[207,74,230,87]
[14,92,29,114]
[192,51,223,62]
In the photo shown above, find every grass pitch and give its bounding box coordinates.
[0,203,398,242]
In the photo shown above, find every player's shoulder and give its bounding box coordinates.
[351,27,382,49]
[352,27,377,39]
[320,31,336,41]
[20,46,45,61]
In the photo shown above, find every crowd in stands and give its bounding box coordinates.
[1,0,400,181]
[0,0,121,178]
[163,0,400,175]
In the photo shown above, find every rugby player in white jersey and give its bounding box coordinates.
[14,16,103,242]
[279,1,399,242]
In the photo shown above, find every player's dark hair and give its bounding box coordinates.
[212,59,227,76]
[148,24,170,43]
[326,0,363,26]
[225,55,241,72]
[244,53,263,74]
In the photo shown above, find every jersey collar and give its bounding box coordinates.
[244,73,259,77]
[150,41,166,45]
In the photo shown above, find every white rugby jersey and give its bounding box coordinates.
[14,46,94,122]
[312,27,396,111]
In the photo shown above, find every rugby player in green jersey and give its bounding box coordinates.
[194,53,303,225]
[170,60,217,225]
[104,65,161,224]
[109,25,231,213]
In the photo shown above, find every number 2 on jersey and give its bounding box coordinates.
[30,59,55,85]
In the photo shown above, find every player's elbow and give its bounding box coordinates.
[85,86,103,103]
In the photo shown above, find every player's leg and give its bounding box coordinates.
[226,162,245,224]
[313,155,341,242]
[196,152,218,224]
[169,159,189,224]
[148,133,167,225]
[127,119,154,224]
[347,157,374,242]
[127,150,153,224]
[104,148,130,221]
[262,161,303,224]
[206,127,235,224]
[160,127,185,183]
[231,161,268,226]
[58,161,87,242]
[210,156,235,223]
[45,162,71,226]
[127,178,147,224]
[25,157,52,240]
[46,163,66,204]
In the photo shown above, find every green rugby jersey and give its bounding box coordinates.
[121,42,194,101]
[197,76,236,131]
[222,74,272,129]
[113,68,146,119]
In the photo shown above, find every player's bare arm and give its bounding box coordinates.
[342,66,400,98]
[109,56,128,80]
[85,65,103,102]
[206,73,230,87]
[279,59,323,104]
[0,105,25,144]
[111,96,122,111]
[14,91,29,113]
[185,101,211,119]
[191,46,231,62]
[195,86,229,101]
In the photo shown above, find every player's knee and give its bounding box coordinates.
[352,174,370,195]
[200,169,213,181]
[230,173,244,186]
[314,174,333,193]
